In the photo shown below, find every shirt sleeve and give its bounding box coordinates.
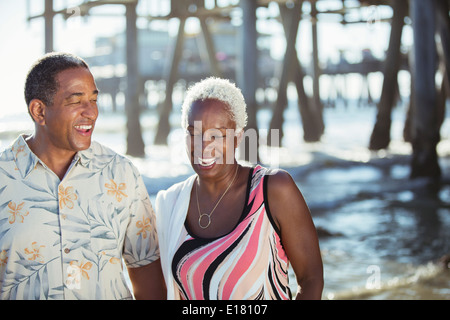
[122,165,160,268]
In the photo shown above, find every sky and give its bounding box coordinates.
[0,0,400,118]
[0,0,127,118]
[0,1,42,117]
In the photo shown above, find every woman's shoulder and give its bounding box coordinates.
[263,167,296,190]
[249,165,299,203]
[155,174,197,231]
[156,174,196,203]
[264,168,306,211]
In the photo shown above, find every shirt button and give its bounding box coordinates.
[64,248,70,254]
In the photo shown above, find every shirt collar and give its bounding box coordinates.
[76,146,93,167]
[12,135,40,179]
[13,135,94,179]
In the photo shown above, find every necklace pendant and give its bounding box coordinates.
[198,213,212,229]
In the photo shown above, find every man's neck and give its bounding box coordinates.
[25,134,77,181]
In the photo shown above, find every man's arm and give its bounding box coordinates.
[127,259,167,300]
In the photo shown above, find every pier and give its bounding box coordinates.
[27,0,450,180]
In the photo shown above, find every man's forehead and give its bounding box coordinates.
[56,68,97,91]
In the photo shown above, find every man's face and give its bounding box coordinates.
[41,67,99,153]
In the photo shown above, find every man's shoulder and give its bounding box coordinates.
[0,136,23,164]
[89,140,119,156]
[86,141,134,167]
[0,147,14,170]
[0,146,12,161]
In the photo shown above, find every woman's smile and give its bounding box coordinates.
[197,157,216,168]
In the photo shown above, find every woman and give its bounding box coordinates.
[156,77,323,300]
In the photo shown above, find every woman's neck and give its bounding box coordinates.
[197,164,239,198]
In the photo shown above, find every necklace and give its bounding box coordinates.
[196,165,239,229]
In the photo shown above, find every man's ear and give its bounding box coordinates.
[28,99,46,125]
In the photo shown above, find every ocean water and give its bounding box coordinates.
[1,102,449,300]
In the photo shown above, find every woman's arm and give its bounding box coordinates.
[266,170,324,300]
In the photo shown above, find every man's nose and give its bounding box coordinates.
[81,101,98,120]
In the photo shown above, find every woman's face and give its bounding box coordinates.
[186,98,238,179]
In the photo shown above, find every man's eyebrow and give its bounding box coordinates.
[64,92,84,100]
[65,90,99,100]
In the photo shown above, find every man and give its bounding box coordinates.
[0,53,165,299]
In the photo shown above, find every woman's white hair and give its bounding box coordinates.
[181,77,248,132]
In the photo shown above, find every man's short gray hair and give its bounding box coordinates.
[181,77,248,132]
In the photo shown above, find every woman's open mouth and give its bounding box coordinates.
[197,157,216,168]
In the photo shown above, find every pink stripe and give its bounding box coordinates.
[179,219,252,299]
[274,232,288,263]
[247,176,265,215]
[222,206,265,299]
[247,166,262,202]
[174,165,290,300]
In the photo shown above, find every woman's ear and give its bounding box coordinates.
[28,99,46,125]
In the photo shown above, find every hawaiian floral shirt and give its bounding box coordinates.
[0,135,159,299]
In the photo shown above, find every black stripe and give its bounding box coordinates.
[267,264,283,300]
[202,221,253,299]
[183,166,255,240]
[255,287,264,300]
[268,237,290,300]
[172,237,210,299]
[263,173,283,240]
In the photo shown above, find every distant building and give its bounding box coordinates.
[84,21,275,111]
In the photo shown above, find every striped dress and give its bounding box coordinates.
[171,166,291,300]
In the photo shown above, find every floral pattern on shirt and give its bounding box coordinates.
[0,135,159,300]
[7,201,29,224]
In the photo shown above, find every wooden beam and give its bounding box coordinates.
[310,0,324,135]
[435,0,450,87]
[199,17,222,77]
[369,0,406,150]
[237,0,259,162]
[268,1,302,144]
[154,18,186,145]
[44,0,54,53]
[409,0,441,179]
[125,1,145,157]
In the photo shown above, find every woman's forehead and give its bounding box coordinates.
[188,99,236,128]
[190,98,229,111]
